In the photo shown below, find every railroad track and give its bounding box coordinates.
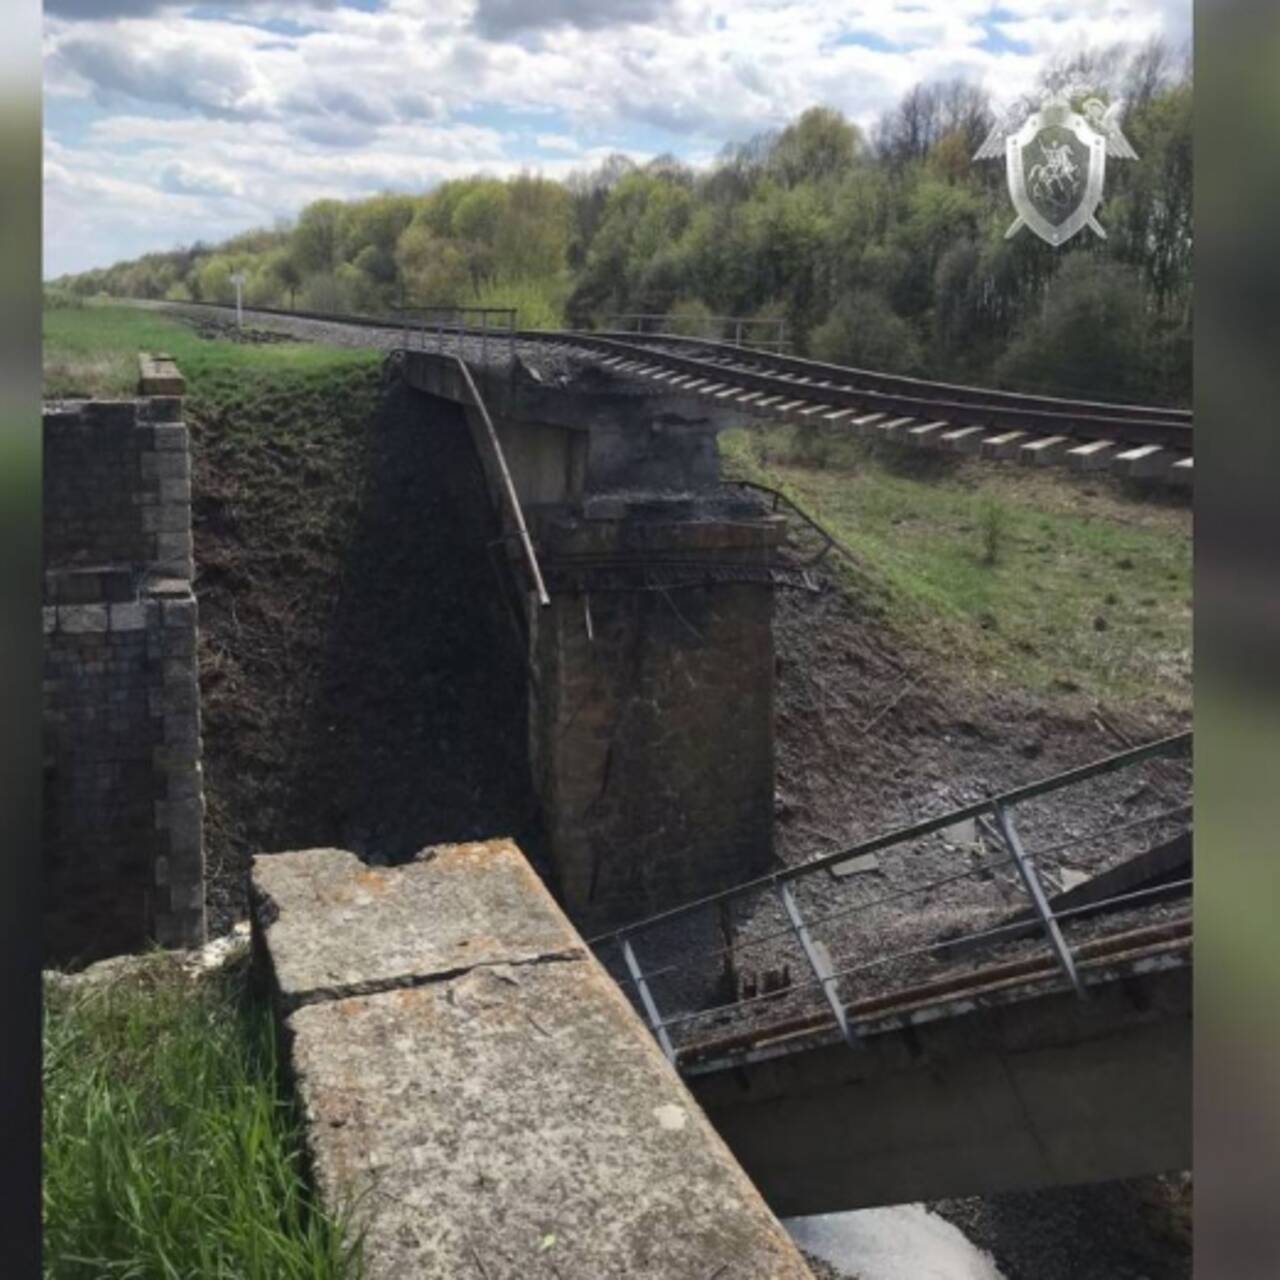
[541,330,1193,487]
[677,917,1191,1073]
[148,299,1194,488]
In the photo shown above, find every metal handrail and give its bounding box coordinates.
[597,732,1192,1062]
[451,356,549,608]
[588,731,1192,947]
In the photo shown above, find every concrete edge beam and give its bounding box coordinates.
[250,841,816,1280]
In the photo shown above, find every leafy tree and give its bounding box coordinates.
[292,200,345,276]
[810,290,924,374]
[769,106,861,186]
[394,222,470,304]
[994,255,1153,400]
[61,50,1192,406]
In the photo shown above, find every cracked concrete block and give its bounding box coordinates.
[250,843,579,1012]
[250,840,815,1280]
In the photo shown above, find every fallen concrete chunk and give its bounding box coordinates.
[252,840,815,1279]
[830,851,880,879]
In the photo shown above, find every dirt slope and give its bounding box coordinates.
[194,363,539,932]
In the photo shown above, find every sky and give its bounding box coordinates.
[42,0,1191,279]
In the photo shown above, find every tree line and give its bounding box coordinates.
[56,41,1190,405]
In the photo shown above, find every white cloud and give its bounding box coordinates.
[532,133,580,153]
[42,0,1192,276]
[159,160,243,196]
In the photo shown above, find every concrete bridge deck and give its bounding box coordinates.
[688,945,1190,1214]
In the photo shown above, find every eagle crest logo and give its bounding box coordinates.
[975,91,1138,246]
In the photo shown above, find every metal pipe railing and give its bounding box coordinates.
[593,732,1191,1060]
[451,356,550,608]
[588,731,1191,948]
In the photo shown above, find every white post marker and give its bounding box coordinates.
[229,272,247,329]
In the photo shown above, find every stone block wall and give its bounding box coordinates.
[44,398,193,581]
[43,389,204,965]
[530,509,781,933]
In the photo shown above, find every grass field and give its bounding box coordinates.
[43,959,362,1279]
[721,424,1192,710]
[43,301,379,404]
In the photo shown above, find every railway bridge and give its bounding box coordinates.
[48,311,1193,1274]
[389,330,1192,1212]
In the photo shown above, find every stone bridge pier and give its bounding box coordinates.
[401,351,783,933]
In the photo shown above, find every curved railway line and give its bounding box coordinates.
[153,299,1194,488]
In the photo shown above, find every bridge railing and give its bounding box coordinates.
[593,732,1193,1067]
[597,313,790,353]
[392,304,519,363]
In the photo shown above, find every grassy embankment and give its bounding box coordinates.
[43,958,362,1279]
[42,302,383,581]
[721,424,1192,712]
[43,301,372,1278]
[43,298,378,402]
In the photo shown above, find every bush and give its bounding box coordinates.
[993,255,1154,401]
[43,288,84,310]
[471,274,569,330]
[297,272,345,313]
[809,290,923,374]
[665,297,715,337]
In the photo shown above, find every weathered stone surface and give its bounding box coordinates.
[252,840,814,1279]
[42,388,204,964]
[138,352,186,397]
[250,843,580,1011]
[529,510,781,932]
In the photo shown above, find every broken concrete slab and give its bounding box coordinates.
[941,816,978,847]
[830,851,880,879]
[249,843,578,1012]
[252,840,815,1280]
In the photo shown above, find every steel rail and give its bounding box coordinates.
[556,332,1191,450]
[609,803,1187,993]
[677,918,1192,1069]
[635,877,1192,1042]
[141,299,1191,443]
[588,328,1192,425]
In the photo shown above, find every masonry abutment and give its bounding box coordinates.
[399,350,784,932]
[530,505,783,932]
[42,355,206,963]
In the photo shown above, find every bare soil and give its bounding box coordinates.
[193,365,542,933]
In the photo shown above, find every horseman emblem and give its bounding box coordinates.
[975,91,1137,246]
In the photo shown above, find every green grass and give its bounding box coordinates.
[723,424,1192,708]
[43,958,363,1280]
[43,302,380,403]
